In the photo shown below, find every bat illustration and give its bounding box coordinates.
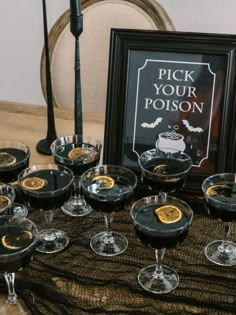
[141,117,163,129]
[182,119,203,133]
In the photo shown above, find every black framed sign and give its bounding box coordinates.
[103,29,236,193]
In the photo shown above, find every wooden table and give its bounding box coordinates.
[0,101,104,314]
[0,101,105,165]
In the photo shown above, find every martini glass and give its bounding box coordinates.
[202,173,236,266]
[81,165,137,256]
[0,215,38,304]
[51,134,101,217]
[131,194,193,294]
[18,164,74,254]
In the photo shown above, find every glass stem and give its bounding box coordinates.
[219,222,232,253]
[104,213,114,239]
[153,248,166,279]
[4,272,17,304]
[44,209,54,225]
[43,210,56,241]
[158,191,167,203]
[73,175,81,198]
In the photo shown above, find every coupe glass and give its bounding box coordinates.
[0,140,30,217]
[81,165,137,256]
[18,164,74,254]
[0,182,15,214]
[131,195,193,294]
[0,215,38,304]
[139,147,192,197]
[202,173,236,266]
[51,134,101,217]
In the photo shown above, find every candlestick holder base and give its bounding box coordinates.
[36,138,55,155]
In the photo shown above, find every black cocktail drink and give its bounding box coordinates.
[0,141,30,183]
[133,202,190,250]
[139,148,192,194]
[84,174,133,214]
[20,169,73,210]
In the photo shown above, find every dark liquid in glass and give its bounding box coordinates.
[83,175,133,213]
[20,169,73,210]
[133,204,189,249]
[54,143,99,175]
[0,225,36,272]
[0,148,29,183]
[142,158,187,192]
[206,183,236,222]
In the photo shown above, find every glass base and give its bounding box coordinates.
[90,231,128,256]
[37,229,69,254]
[61,196,93,217]
[205,240,236,266]
[6,294,18,305]
[138,264,179,294]
[12,203,28,218]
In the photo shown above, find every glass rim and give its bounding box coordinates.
[130,195,193,232]
[50,134,101,163]
[138,148,193,178]
[81,164,138,189]
[17,163,74,195]
[202,172,236,205]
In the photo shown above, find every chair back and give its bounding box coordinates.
[40,0,175,113]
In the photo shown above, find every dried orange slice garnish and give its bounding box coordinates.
[93,175,115,190]
[153,164,168,174]
[68,147,86,160]
[206,184,228,196]
[155,204,182,224]
[0,152,16,166]
[0,195,11,210]
[68,147,96,160]
[2,230,33,250]
[21,177,46,191]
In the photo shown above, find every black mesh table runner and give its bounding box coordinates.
[1,191,236,315]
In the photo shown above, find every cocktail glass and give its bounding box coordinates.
[202,173,236,266]
[0,215,38,304]
[51,134,101,217]
[131,194,193,294]
[18,164,74,254]
[81,165,137,256]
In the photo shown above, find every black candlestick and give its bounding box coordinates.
[70,0,83,137]
[36,0,57,155]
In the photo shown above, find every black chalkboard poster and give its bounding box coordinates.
[104,29,236,192]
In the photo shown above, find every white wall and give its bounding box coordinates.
[0,1,68,106]
[0,0,236,106]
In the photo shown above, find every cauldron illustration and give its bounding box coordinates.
[155,131,186,153]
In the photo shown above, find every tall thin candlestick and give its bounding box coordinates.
[70,0,83,137]
[36,0,57,155]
